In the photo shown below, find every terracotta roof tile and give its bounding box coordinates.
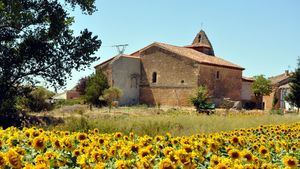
[242,76,254,82]
[147,42,244,70]
[94,54,139,68]
[269,73,291,85]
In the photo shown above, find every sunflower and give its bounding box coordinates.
[62,138,73,150]
[35,155,49,166]
[77,133,87,141]
[258,146,269,156]
[137,157,152,169]
[53,139,62,149]
[283,156,298,169]
[35,163,48,169]
[210,155,220,166]
[115,160,127,169]
[0,152,6,167]
[129,132,134,138]
[114,132,122,139]
[139,148,150,158]
[163,147,174,156]
[242,150,253,162]
[44,151,57,161]
[130,144,139,153]
[215,163,229,169]
[98,138,105,144]
[32,137,45,150]
[73,149,81,157]
[6,149,22,168]
[228,149,241,160]
[231,136,239,145]
[159,158,175,169]
[93,128,99,134]
[95,162,106,169]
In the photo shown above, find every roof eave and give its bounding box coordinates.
[199,62,245,71]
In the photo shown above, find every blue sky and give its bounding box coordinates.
[60,0,300,91]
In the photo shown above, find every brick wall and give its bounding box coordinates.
[198,64,242,102]
[139,46,199,106]
[66,90,81,100]
[96,64,113,86]
[140,87,194,106]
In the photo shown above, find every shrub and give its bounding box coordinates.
[26,87,55,112]
[85,71,109,106]
[54,99,83,108]
[102,87,123,111]
[76,77,89,95]
[190,86,214,113]
[251,75,272,109]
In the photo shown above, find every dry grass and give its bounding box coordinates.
[41,105,300,136]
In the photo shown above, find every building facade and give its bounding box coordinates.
[263,71,296,111]
[95,30,251,106]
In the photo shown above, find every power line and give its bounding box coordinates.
[101,44,129,55]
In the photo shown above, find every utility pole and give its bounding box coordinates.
[111,44,129,55]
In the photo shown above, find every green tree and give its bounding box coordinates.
[76,77,89,95]
[27,86,55,112]
[251,75,272,109]
[286,57,300,113]
[0,0,100,118]
[190,86,214,114]
[85,71,109,106]
[102,87,123,112]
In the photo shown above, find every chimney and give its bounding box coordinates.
[285,70,289,76]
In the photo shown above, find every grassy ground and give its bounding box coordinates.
[39,105,300,136]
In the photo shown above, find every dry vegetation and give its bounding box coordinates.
[35,105,300,136]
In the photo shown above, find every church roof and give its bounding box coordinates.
[139,42,244,70]
[94,54,140,68]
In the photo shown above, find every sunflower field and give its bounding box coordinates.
[0,123,299,169]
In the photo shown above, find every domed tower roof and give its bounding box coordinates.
[186,30,215,56]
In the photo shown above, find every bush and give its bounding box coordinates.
[54,99,83,108]
[85,71,109,106]
[269,109,284,115]
[102,87,123,111]
[16,86,55,112]
[190,86,214,113]
[76,77,89,95]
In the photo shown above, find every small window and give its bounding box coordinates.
[131,77,138,88]
[216,71,220,79]
[152,72,157,83]
[181,80,185,84]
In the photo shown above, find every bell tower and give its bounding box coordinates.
[186,30,215,56]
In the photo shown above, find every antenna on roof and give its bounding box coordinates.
[111,44,129,55]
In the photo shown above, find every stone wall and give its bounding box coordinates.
[111,57,140,105]
[66,90,81,100]
[139,46,199,106]
[198,64,242,103]
[140,87,194,106]
[241,80,253,101]
[96,64,113,86]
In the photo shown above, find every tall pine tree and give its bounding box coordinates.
[286,57,300,113]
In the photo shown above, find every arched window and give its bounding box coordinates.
[152,72,157,83]
[216,71,220,79]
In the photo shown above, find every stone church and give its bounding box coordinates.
[95,30,252,106]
